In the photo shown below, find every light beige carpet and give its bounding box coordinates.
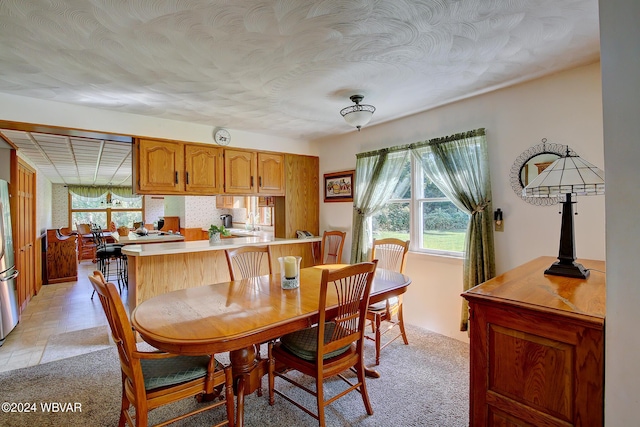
[39,326,112,364]
[3,325,470,427]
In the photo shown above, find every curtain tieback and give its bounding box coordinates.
[354,207,365,215]
[471,201,490,215]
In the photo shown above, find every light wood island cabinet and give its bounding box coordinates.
[124,237,320,308]
[462,256,605,427]
[135,138,223,195]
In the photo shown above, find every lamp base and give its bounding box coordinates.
[544,260,590,279]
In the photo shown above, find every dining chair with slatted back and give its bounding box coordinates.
[319,230,346,265]
[224,244,274,397]
[225,245,273,281]
[268,260,378,427]
[88,270,235,427]
[366,238,410,365]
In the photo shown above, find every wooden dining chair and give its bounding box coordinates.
[366,238,410,365]
[224,244,273,396]
[225,245,273,280]
[268,261,378,427]
[319,230,346,264]
[76,223,96,262]
[88,271,235,427]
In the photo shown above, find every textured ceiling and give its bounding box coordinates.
[0,0,600,184]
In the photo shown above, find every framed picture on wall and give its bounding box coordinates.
[324,170,355,203]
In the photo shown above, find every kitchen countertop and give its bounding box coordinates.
[112,231,186,244]
[201,227,274,238]
[122,235,321,257]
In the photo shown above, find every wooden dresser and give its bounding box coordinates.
[462,256,605,426]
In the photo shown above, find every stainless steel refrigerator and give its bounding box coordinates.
[0,179,19,344]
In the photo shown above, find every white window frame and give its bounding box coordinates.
[375,155,468,258]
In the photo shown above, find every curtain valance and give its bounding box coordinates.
[67,185,136,200]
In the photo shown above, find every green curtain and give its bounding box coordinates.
[411,128,495,331]
[350,147,410,263]
[110,186,135,199]
[67,185,109,199]
[68,185,136,200]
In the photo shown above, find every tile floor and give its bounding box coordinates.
[0,261,125,373]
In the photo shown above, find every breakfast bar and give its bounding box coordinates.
[122,236,322,309]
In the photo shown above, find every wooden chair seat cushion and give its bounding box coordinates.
[280,322,351,361]
[140,355,221,391]
[368,297,398,311]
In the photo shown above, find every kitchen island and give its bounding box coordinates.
[122,236,322,308]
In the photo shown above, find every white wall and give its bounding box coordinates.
[313,62,605,343]
[0,147,10,182]
[599,0,640,424]
[51,184,68,228]
[0,92,316,156]
[144,196,165,226]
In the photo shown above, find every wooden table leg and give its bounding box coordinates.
[364,366,381,378]
[235,375,246,427]
[229,344,268,427]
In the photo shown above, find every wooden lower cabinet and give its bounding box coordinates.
[43,229,77,284]
[462,256,605,427]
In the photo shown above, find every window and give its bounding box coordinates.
[245,197,274,228]
[70,192,143,230]
[372,155,469,256]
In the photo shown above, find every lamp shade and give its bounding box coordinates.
[522,148,605,279]
[340,95,375,130]
[523,154,605,197]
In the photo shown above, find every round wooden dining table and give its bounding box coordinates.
[131,265,411,427]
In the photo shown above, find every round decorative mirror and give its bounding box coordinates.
[509,139,576,206]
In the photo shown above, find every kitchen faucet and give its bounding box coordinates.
[247,212,258,231]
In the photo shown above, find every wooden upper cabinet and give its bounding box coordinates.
[257,152,284,195]
[135,138,222,195]
[216,195,234,208]
[224,149,255,194]
[135,140,286,196]
[223,149,285,195]
[185,144,223,194]
[137,139,184,193]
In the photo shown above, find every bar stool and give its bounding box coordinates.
[90,226,127,299]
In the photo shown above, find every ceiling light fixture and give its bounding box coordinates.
[340,95,375,131]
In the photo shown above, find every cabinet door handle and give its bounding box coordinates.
[175,171,179,184]
[186,172,189,185]
[250,176,254,188]
[259,176,262,187]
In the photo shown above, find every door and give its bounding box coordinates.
[257,152,284,195]
[224,149,255,194]
[14,159,36,311]
[136,139,184,193]
[185,144,223,194]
